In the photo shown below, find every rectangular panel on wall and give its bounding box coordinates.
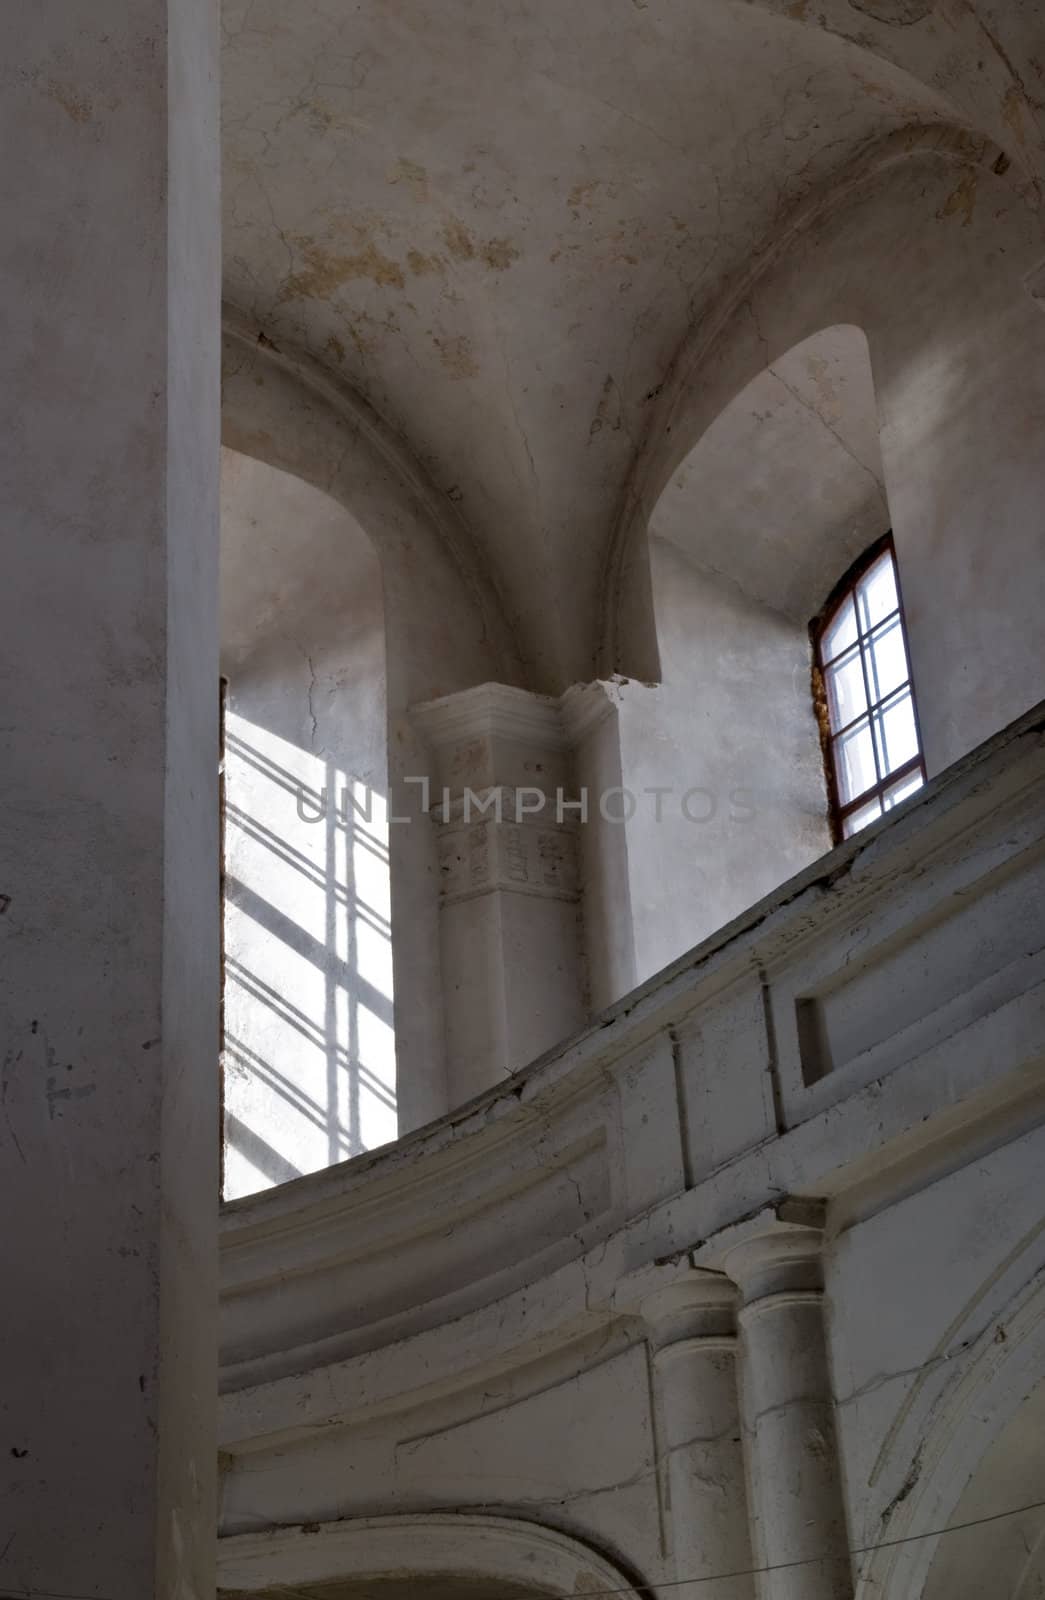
[613,1032,686,1213]
[673,973,777,1185]
[771,827,1045,1120]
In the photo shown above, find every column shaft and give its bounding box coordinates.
[412,684,587,1103]
[0,2,221,1596]
[645,1279,756,1600]
[727,1231,853,1600]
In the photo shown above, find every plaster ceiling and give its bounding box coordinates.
[220,0,1042,690]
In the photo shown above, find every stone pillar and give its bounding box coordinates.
[643,1277,756,1600]
[561,680,637,1012]
[412,684,587,1104]
[725,1229,853,1600]
[0,1,220,1597]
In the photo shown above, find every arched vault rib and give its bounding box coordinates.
[728,0,1045,187]
[597,121,1023,683]
[222,303,527,698]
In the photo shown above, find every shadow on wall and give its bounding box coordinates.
[222,717,396,1199]
[219,446,396,1202]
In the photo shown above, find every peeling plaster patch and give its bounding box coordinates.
[388,157,430,201]
[278,235,405,300]
[854,73,903,108]
[407,249,445,276]
[443,217,476,262]
[433,334,480,379]
[938,170,978,226]
[568,179,601,214]
[441,217,520,270]
[45,79,93,123]
[481,237,521,271]
[787,0,810,18]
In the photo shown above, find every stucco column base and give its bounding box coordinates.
[643,1275,756,1599]
[725,1228,853,1600]
[412,683,588,1104]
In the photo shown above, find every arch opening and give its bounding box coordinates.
[217,1514,644,1600]
[220,447,395,1200]
[611,324,886,983]
[921,1375,1045,1600]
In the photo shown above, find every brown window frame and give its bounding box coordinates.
[810,533,926,845]
[219,674,228,1190]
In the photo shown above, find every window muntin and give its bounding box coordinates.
[814,538,925,841]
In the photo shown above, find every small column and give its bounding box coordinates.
[643,1276,756,1600]
[725,1228,853,1600]
[561,680,637,1011]
[412,684,586,1105]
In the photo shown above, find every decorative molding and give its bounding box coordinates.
[641,1272,738,1352]
[560,679,623,744]
[436,806,580,904]
[217,703,1045,1408]
[412,680,568,752]
[412,678,624,754]
[221,306,526,687]
[218,1511,646,1599]
[724,1224,825,1306]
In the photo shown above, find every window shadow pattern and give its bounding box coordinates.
[221,716,396,1200]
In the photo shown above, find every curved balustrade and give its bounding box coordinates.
[218,703,1045,1600]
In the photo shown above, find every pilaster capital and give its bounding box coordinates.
[411,682,569,755]
[559,679,621,745]
[640,1271,738,1354]
[722,1223,825,1310]
[410,682,575,800]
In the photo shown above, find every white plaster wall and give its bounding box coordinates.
[220,449,395,1199]
[618,539,830,986]
[607,159,1045,991]
[873,220,1045,773]
[649,153,1045,784]
[825,1121,1045,1598]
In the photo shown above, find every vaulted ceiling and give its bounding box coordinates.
[221,0,1045,691]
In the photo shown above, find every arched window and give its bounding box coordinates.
[812,535,925,841]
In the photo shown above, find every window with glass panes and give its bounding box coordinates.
[813,536,925,840]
